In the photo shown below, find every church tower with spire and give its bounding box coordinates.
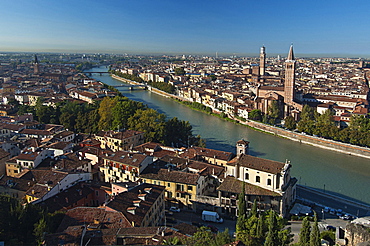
[34,54,40,74]
[284,45,296,105]
[259,46,266,76]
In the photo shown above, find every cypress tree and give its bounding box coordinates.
[299,217,311,246]
[236,182,247,240]
[264,210,277,246]
[238,182,246,218]
[250,199,258,217]
[310,213,320,246]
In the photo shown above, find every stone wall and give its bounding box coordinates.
[245,121,370,159]
[345,223,370,246]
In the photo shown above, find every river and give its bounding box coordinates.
[87,67,370,205]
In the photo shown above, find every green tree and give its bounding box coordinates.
[128,108,166,143]
[267,101,280,125]
[314,109,336,138]
[297,105,316,134]
[162,236,183,245]
[320,231,335,245]
[310,213,320,246]
[34,217,47,246]
[111,97,145,130]
[238,182,246,218]
[264,210,278,246]
[299,217,311,246]
[249,109,262,121]
[190,134,206,148]
[98,96,118,130]
[284,115,296,130]
[214,228,232,245]
[236,182,247,241]
[164,117,193,147]
[187,226,215,246]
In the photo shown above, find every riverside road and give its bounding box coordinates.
[297,185,370,218]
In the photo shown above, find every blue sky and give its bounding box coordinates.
[1,0,369,57]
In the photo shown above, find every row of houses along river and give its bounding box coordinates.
[87,66,370,207]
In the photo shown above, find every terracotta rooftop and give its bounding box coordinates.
[57,207,131,233]
[228,154,286,175]
[106,183,165,227]
[38,184,94,213]
[140,167,200,185]
[102,151,148,168]
[180,146,234,162]
[217,176,281,197]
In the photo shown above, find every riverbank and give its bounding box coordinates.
[110,73,370,159]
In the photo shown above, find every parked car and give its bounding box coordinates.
[323,207,330,213]
[169,207,180,213]
[340,214,352,220]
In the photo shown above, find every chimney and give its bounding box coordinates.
[127,207,136,215]
[144,187,152,193]
[138,193,146,201]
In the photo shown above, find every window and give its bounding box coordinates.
[256,176,260,183]
[267,179,272,186]
[167,183,171,187]
[188,185,193,191]
[245,173,249,180]
[176,184,184,191]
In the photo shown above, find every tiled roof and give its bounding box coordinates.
[228,154,286,175]
[106,183,165,227]
[140,168,200,185]
[57,207,131,233]
[95,129,144,139]
[0,175,35,192]
[38,184,94,213]
[47,141,72,150]
[53,130,74,139]
[217,176,281,197]
[0,148,10,159]
[53,153,90,171]
[102,151,148,168]
[180,146,234,162]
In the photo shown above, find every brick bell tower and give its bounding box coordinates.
[284,44,296,105]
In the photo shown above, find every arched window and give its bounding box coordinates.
[256,176,260,183]
[245,173,249,180]
[267,179,272,186]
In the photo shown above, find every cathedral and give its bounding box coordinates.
[254,45,303,120]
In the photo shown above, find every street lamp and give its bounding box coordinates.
[322,209,325,220]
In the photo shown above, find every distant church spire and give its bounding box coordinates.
[259,45,266,76]
[34,54,40,74]
[287,44,294,61]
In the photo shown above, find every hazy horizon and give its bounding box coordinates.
[1,0,370,58]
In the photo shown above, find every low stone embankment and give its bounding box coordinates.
[246,120,370,159]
